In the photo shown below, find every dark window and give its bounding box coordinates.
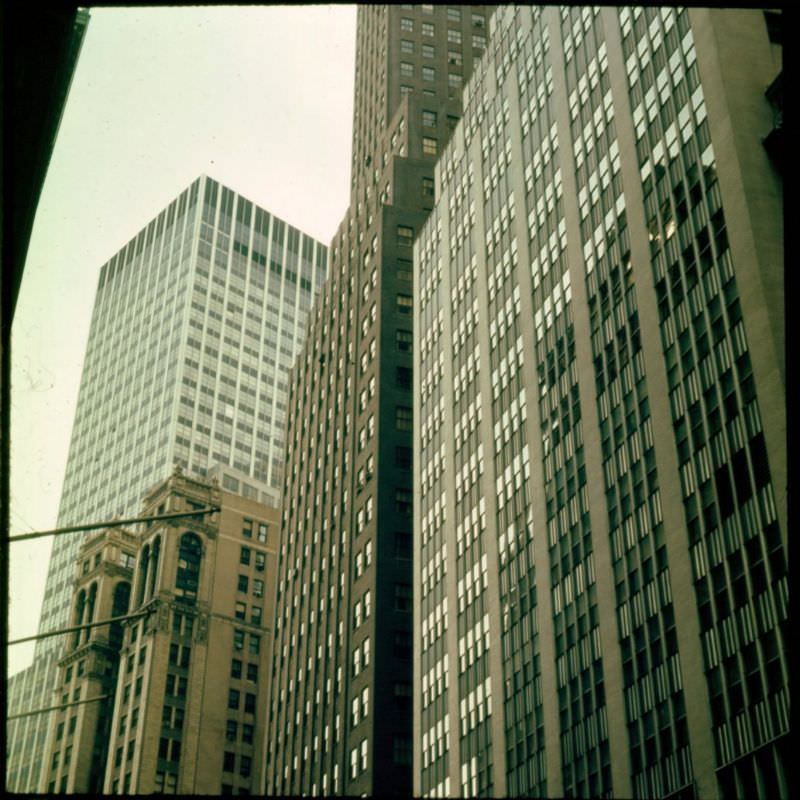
[226,721,238,742]
[396,407,413,431]
[394,583,412,611]
[422,177,435,197]
[223,751,236,773]
[244,693,256,714]
[247,663,258,683]
[231,659,243,679]
[237,575,248,593]
[242,723,254,745]
[396,330,412,352]
[240,547,251,566]
[175,533,202,600]
[396,446,412,469]
[397,226,414,247]
[228,689,240,710]
[396,366,412,389]
[395,531,412,559]
[397,294,413,312]
[394,631,412,659]
[396,489,412,515]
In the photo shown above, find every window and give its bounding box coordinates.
[247,663,258,682]
[244,693,256,714]
[400,84,413,96]
[422,66,435,82]
[365,539,373,566]
[396,330,412,352]
[422,3,433,12]
[447,7,461,21]
[351,746,359,779]
[447,28,462,44]
[397,294,413,313]
[240,547,251,566]
[223,751,235,773]
[448,73,463,89]
[400,17,413,32]
[422,177,435,197]
[257,523,268,543]
[422,109,437,128]
[423,137,437,156]
[400,61,414,78]
[448,49,462,65]
[226,720,238,742]
[235,601,246,620]
[394,631,412,659]
[360,739,368,771]
[393,737,412,765]
[395,583,412,611]
[249,633,261,655]
[397,225,414,247]
[422,21,434,36]
[234,629,245,651]
[473,33,486,49]
[253,578,264,598]
[255,551,266,572]
[422,43,434,58]
[56,721,64,741]
[242,723,254,744]
[231,659,243,679]
[251,606,262,625]
[395,531,412,559]
[228,689,240,710]
[242,519,253,538]
[175,533,202,600]
[240,755,252,778]
[400,39,414,54]
[396,366,412,389]
[396,407,413,431]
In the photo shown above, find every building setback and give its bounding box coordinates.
[414,6,784,800]
[7,176,327,792]
[265,5,489,796]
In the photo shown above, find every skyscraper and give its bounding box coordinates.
[265,5,488,795]
[7,176,328,792]
[414,6,784,799]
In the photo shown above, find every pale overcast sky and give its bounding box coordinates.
[9,5,357,675]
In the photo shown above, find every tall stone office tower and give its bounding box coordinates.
[7,176,328,792]
[265,5,489,796]
[414,6,784,800]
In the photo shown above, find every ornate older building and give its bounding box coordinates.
[100,470,280,794]
[414,7,784,799]
[40,527,137,794]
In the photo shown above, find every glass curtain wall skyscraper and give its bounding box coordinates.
[414,6,784,799]
[265,5,488,796]
[7,175,328,792]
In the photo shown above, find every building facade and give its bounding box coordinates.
[265,5,488,796]
[101,471,279,794]
[7,176,327,792]
[39,527,137,794]
[413,6,784,800]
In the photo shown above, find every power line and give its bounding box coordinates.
[7,506,220,543]
[8,608,152,647]
[8,694,112,721]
